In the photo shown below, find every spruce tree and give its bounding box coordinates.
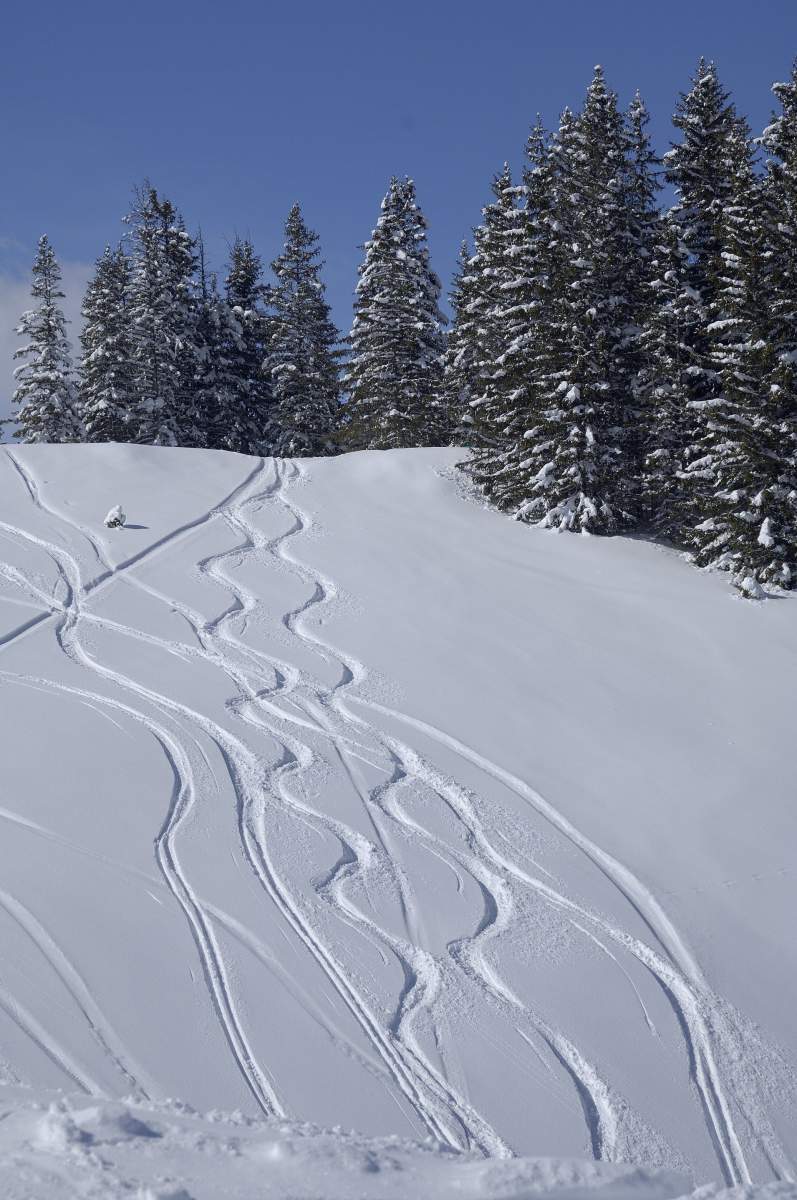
[192,237,243,450]
[622,93,663,507]
[466,161,537,506]
[11,236,82,443]
[346,177,446,450]
[636,219,704,531]
[266,203,341,456]
[222,236,271,454]
[80,245,136,443]
[515,70,638,532]
[441,240,481,444]
[125,185,201,446]
[657,62,747,538]
[685,128,796,591]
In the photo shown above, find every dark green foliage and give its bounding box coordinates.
[267,204,341,456]
[12,236,82,443]
[222,236,272,454]
[125,186,201,447]
[80,246,136,443]
[346,178,446,450]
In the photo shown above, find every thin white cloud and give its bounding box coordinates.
[0,260,93,437]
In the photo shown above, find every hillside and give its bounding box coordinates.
[0,444,795,1199]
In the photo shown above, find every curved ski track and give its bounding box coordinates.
[0,447,792,1183]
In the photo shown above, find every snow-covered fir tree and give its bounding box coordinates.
[80,245,136,443]
[192,236,244,450]
[11,236,82,443]
[465,160,538,507]
[754,62,797,585]
[622,93,663,503]
[219,236,272,453]
[441,240,480,444]
[514,70,640,532]
[653,62,747,539]
[124,186,201,446]
[266,203,341,456]
[346,177,446,450]
[636,220,705,531]
[685,125,796,592]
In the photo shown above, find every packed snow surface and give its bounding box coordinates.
[0,444,795,1199]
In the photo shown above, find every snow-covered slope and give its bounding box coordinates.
[0,444,795,1199]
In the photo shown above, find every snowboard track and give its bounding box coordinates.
[0,448,793,1183]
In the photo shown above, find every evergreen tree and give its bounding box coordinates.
[346,177,446,449]
[80,245,136,443]
[125,185,201,446]
[267,203,341,456]
[685,130,796,591]
[655,62,747,537]
[466,160,537,506]
[441,240,480,444]
[636,219,704,531]
[222,236,271,454]
[192,236,243,450]
[11,236,82,443]
[515,70,638,532]
[622,93,663,505]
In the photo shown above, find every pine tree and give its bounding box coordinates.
[11,236,82,443]
[266,203,341,456]
[223,236,271,454]
[80,246,136,443]
[346,177,446,450]
[125,185,201,446]
[515,70,638,532]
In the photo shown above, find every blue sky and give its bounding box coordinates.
[2,0,797,416]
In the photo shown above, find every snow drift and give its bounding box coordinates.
[0,443,795,1199]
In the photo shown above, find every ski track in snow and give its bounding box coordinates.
[0,447,792,1184]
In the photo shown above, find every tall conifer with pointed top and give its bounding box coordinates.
[222,236,271,454]
[650,63,747,535]
[466,162,537,504]
[12,235,82,443]
[515,70,638,531]
[441,240,480,444]
[266,203,341,456]
[125,185,201,446]
[80,246,136,443]
[346,177,446,449]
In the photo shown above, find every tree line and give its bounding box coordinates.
[9,60,797,595]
